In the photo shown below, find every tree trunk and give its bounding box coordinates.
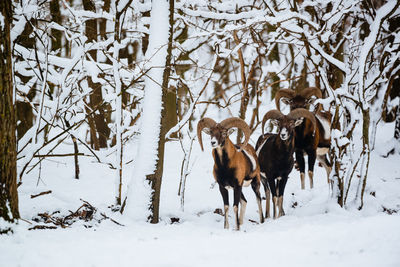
[0,0,20,233]
[146,0,174,224]
[50,0,62,55]
[113,6,123,206]
[234,31,250,144]
[164,87,178,140]
[330,106,344,207]
[83,0,110,150]
[99,0,111,41]
[293,61,309,93]
[395,97,400,142]
[124,0,172,222]
[269,39,280,100]
[358,108,371,209]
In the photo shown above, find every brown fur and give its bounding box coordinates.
[211,139,260,186]
[274,87,332,189]
[274,87,331,148]
[197,117,264,229]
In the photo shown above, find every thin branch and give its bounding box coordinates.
[31,190,52,199]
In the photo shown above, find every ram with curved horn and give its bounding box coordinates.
[275,87,322,111]
[255,109,316,219]
[275,87,332,190]
[197,117,264,230]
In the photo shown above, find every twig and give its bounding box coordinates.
[31,190,52,199]
[29,225,57,230]
[100,213,125,226]
[33,153,85,157]
[19,218,33,225]
[72,135,80,179]
[26,134,69,176]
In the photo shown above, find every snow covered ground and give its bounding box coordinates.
[1,122,400,267]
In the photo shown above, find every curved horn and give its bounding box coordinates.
[261,110,284,135]
[299,87,323,113]
[287,108,316,132]
[197,117,217,151]
[220,117,251,149]
[275,89,296,111]
[299,87,322,99]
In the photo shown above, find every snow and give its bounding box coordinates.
[181,7,266,21]
[2,214,399,267]
[307,37,346,73]
[1,119,399,266]
[358,0,398,109]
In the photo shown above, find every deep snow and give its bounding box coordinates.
[1,120,400,267]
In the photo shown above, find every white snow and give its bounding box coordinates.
[1,214,399,267]
[358,0,398,109]
[1,122,400,267]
